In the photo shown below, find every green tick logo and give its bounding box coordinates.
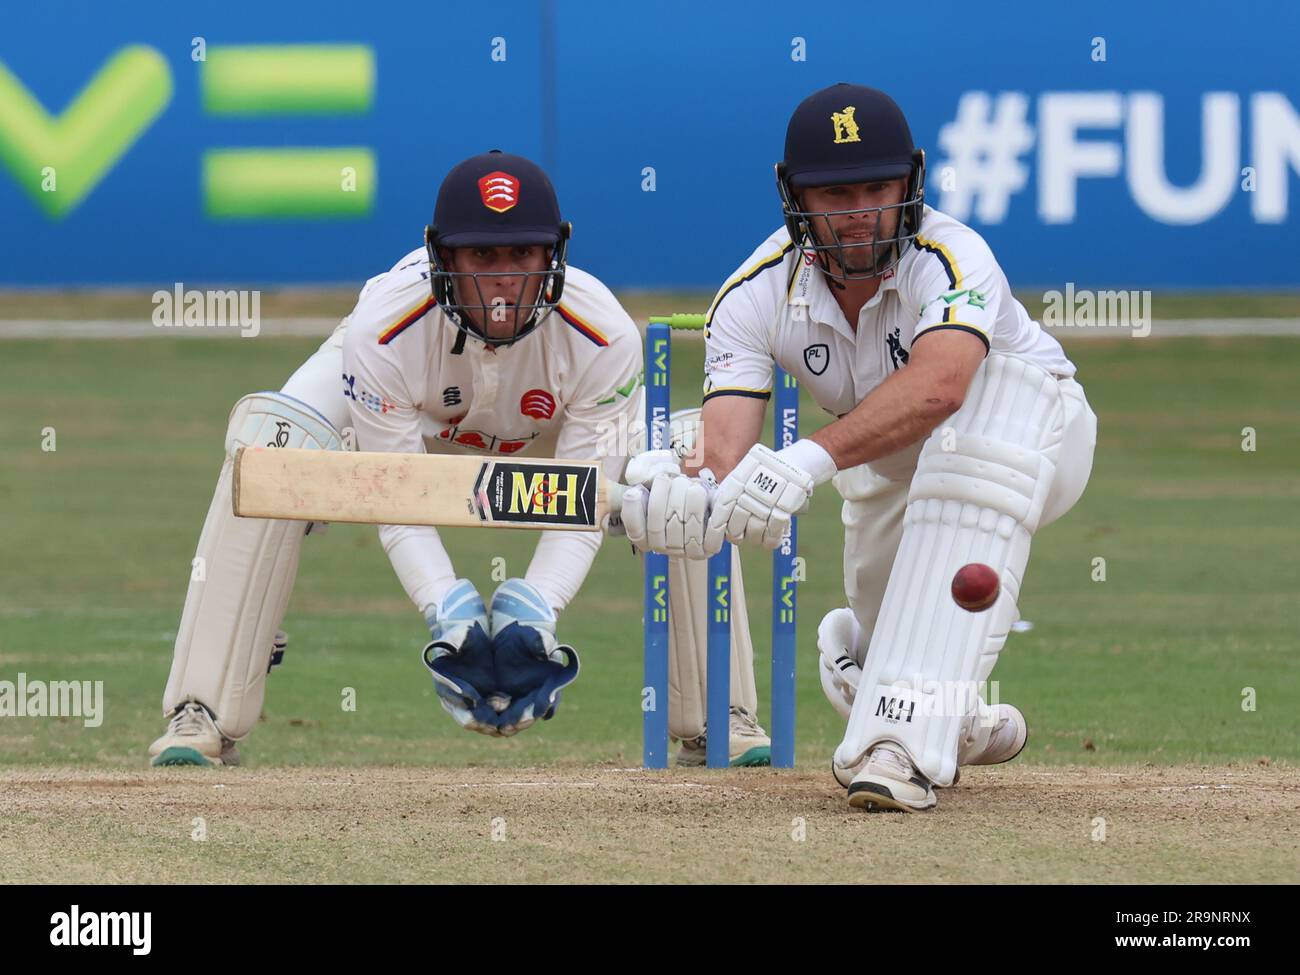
[940,288,987,308]
[0,46,173,218]
[0,43,376,220]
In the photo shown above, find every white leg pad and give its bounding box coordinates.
[164,392,343,739]
[663,407,758,740]
[834,354,1068,785]
[667,545,757,740]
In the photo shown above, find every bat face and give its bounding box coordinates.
[233,447,616,532]
[472,461,600,529]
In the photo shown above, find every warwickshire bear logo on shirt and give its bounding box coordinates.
[886,326,910,369]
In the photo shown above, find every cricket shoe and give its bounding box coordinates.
[957,703,1028,767]
[846,744,937,813]
[830,703,1029,789]
[676,707,772,767]
[149,701,240,767]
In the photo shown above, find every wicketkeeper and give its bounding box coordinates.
[150,150,771,766]
[623,84,1097,811]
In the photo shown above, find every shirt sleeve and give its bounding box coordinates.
[702,284,776,403]
[526,323,643,612]
[908,231,1000,351]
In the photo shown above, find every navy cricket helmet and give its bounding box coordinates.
[425,150,571,346]
[776,84,926,280]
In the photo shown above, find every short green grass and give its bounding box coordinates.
[1,333,1296,768]
[2,288,1299,321]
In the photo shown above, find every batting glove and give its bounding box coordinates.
[622,449,679,548]
[704,442,830,553]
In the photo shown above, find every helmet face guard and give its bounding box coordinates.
[425,222,570,347]
[777,149,926,282]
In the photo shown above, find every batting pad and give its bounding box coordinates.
[667,545,757,740]
[164,392,342,739]
[834,355,1066,786]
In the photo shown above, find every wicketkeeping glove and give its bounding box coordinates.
[422,579,508,736]
[485,579,580,736]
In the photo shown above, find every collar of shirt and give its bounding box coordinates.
[788,258,900,341]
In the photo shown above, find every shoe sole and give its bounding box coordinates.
[677,744,771,768]
[150,746,221,768]
[730,745,771,767]
[846,778,937,813]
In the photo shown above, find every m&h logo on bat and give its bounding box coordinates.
[477,462,598,527]
[509,470,580,518]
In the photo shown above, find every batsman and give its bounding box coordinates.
[624,84,1097,811]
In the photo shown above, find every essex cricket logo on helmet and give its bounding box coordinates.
[425,150,571,347]
[777,83,926,281]
[478,171,520,213]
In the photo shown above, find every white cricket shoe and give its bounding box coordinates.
[958,703,1029,767]
[846,743,937,812]
[149,701,240,767]
[831,703,1029,789]
[676,707,772,767]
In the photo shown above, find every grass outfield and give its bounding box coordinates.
[3,288,1300,322]
[1,332,1296,773]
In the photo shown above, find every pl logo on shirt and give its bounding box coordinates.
[803,343,829,376]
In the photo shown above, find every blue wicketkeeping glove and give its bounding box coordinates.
[486,579,581,736]
[421,580,508,736]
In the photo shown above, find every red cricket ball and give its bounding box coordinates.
[951,563,1000,612]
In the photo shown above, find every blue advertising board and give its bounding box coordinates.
[1,0,1297,288]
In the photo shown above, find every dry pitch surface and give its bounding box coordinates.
[3,764,1296,884]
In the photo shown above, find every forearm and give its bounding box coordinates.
[695,396,767,479]
[524,529,602,613]
[380,525,458,623]
[809,363,962,470]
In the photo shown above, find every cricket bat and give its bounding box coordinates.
[232,447,626,532]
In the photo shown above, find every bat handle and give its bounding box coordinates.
[605,479,627,509]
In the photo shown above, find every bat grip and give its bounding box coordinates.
[605,480,626,509]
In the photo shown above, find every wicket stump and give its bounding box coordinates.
[642,315,799,769]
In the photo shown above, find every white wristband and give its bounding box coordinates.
[776,438,838,486]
